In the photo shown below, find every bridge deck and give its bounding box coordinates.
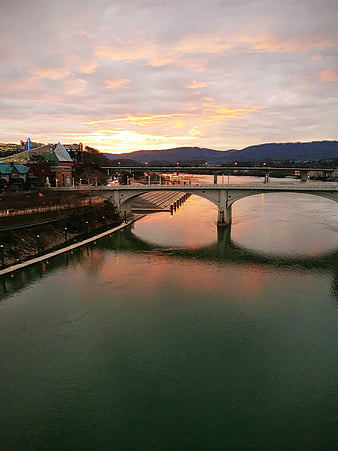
[99,182,338,192]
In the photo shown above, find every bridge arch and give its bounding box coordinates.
[225,189,338,206]
[101,188,220,207]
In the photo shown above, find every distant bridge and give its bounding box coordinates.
[56,182,338,227]
[103,166,337,182]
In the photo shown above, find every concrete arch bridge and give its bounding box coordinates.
[89,182,338,227]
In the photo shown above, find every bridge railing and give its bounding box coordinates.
[107,182,338,191]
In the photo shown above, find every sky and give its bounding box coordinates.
[1,0,337,154]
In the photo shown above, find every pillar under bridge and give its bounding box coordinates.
[214,187,233,228]
[217,206,232,227]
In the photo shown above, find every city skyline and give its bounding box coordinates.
[1,0,337,154]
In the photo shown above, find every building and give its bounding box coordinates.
[0,162,36,190]
[0,141,75,187]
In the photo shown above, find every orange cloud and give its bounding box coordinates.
[96,31,338,71]
[310,55,323,61]
[79,63,98,74]
[96,41,157,62]
[239,33,338,53]
[320,69,338,82]
[188,127,204,137]
[172,120,186,129]
[185,80,214,89]
[95,35,231,69]
[37,68,70,80]
[105,79,130,88]
[82,113,186,126]
[198,98,265,120]
[82,100,264,127]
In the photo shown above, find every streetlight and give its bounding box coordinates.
[0,244,4,268]
[36,234,40,254]
[64,227,68,242]
[85,221,89,232]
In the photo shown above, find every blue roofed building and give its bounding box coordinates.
[0,141,74,187]
[0,162,33,190]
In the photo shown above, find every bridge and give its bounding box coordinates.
[103,165,337,182]
[63,181,338,227]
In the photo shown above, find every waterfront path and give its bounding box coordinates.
[0,215,143,277]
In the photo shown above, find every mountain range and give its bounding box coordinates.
[104,141,338,164]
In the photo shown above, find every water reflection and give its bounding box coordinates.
[95,226,337,270]
[1,224,336,301]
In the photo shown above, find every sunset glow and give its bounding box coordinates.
[0,0,337,154]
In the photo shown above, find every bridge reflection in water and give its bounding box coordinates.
[1,223,337,301]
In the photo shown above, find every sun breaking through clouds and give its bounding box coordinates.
[0,0,337,153]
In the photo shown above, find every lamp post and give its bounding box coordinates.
[85,221,89,233]
[0,244,4,268]
[64,227,68,242]
[36,234,40,254]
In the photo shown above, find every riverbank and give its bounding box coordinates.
[0,202,120,267]
[0,215,144,277]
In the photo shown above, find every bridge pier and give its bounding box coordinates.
[217,205,232,228]
[264,173,270,184]
[121,201,132,221]
[102,191,133,222]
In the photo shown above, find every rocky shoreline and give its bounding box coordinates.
[0,203,120,268]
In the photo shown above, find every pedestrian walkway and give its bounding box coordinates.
[0,215,143,277]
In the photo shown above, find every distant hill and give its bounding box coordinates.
[104,141,338,164]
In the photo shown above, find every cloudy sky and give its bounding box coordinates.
[1,0,337,154]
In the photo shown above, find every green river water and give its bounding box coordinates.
[0,177,337,450]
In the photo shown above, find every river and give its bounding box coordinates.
[0,176,337,450]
